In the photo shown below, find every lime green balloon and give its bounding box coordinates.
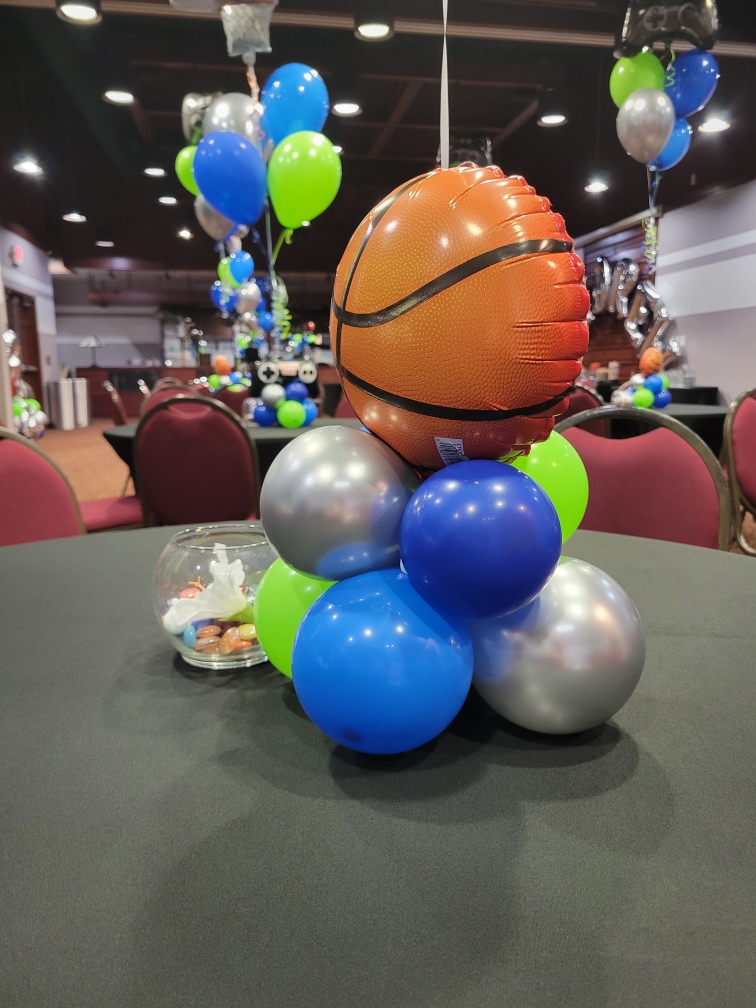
[207,373,221,389]
[254,558,334,676]
[633,387,654,409]
[217,257,241,288]
[660,373,670,390]
[228,383,246,391]
[26,398,41,411]
[175,145,199,195]
[610,51,665,107]
[277,400,306,428]
[267,131,342,229]
[12,398,25,416]
[509,431,589,542]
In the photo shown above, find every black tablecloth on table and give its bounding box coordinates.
[0,527,754,1007]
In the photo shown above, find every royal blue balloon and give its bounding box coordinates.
[644,373,664,395]
[260,63,329,147]
[229,371,242,384]
[228,250,254,285]
[285,380,308,402]
[253,336,266,349]
[400,460,561,620]
[194,132,267,225]
[665,50,719,118]
[257,311,275,333]
[253,402,277,427]
[654,389,672,409]
[292,568,473,754]
[302,398,318,425]
[210,280,237,312]
[648,118,692,172]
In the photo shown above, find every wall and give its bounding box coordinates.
[0,227,58,409]
[54,302,163,373]
[656,179,756,403]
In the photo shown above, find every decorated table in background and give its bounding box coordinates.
[0,525,754,1007]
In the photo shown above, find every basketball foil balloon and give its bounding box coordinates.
[330,165,590,471]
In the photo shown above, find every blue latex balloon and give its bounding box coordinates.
[644,373,664,395]
[260,63,329,147]
[400,460,561,620]
[665,50,719,118]
[302,398,318,425]
[292,568,473,754]
[253,336,266,349]
[229,371,242,383]
[194,132,267,226]
[228,250,254,285]
[648,118,692,172]
[285,380,308,402]
[210,280,237,312]
[253,402,277,427]
[654,389,672,409]
[257,311,275,333]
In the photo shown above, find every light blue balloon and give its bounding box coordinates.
[194,132,267,225]
[302,398,318,425]
[260,63,329,147]
[228,250,254,285]
[648,118,692,172]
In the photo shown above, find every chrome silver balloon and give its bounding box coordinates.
[203,92,257,142]
[261,383,286,409]
[236,280,261,315]
[616,88,675,164]
[471,557,645,734]
[194,194,234,241]
[260,426,420,581]
[181,92,215,143]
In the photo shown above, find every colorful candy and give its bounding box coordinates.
[238,623,257,640]
[179,587,201,599]
[183,625,197,647]
[195,636,221,650]
[220,627,240,654]
[196,624,221,638]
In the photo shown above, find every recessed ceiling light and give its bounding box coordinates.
[301,221,311,227]
[13,158,43,176]
[103,90,135,106]
[332,145,343,154]
[56,0,101,23]
[177,227,193,239]
[333,102,362,117]
[355,21,393,41]
[585,179,609,193]
[95,240,115,247]
[699,117,729,133]
[538,113,567,127]
[158,196,178,205]
[143,167,166,177]
[62,211,86,223]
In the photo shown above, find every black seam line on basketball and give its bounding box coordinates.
[333,238,573,329]
[341,368,574,421]
[335,173,434,367]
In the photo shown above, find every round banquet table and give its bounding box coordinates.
[0,527,754,1007]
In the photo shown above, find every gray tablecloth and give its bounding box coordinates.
[0,527,754,1007]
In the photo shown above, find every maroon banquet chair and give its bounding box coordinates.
[134,396,261,526]
[214,386,250,416]
[556,382,606,436]
[142,387,200,416]
[103,380,130,426]
[556,405,730,550]
[723,386,756,555]
[335,389,358,418]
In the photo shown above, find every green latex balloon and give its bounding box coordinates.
[228,383,246,391]
[634,387,654,409]
[254,559,334,676]
[509,431,589,542]
[610,51,665,108]
[277,400,306,428]
[12,398,25,416]
[660,373,670,390]
[217,257,241,289]
[26,398,41,411]
[267,131,342,229]
[207,373,221,389]
[175,145,199,195]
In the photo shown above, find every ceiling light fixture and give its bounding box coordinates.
[333,101,362,117]
[537,89,568,128]
[103,89,135,106]
[13,157,43,176]
[143,167,166,177]
[56,0,101,24]
[95,240,114,247]
[354,2,394,40]
[62,211,86,223]
[585,178,609,193]
[332,145,343,154]
[158,196,178,205]
[699,117,729,133]
[177,227,193,239]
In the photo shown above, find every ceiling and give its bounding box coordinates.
[1,0,756,295]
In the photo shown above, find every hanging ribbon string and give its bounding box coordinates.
[440,0,449,170]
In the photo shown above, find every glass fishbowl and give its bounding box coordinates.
[153,523,277,670]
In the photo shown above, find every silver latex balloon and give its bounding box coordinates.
[471,557,645,734]
[181,92,215,143]
[203,93,257,141]
[260,426,420,581]
[236,280,261,315]
[261,383,286,409]
[616,88,675,164]
[194,194,235,241]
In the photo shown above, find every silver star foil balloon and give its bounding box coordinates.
[202,93,258,143]
[181,92,217,144]
[470,557,645,734]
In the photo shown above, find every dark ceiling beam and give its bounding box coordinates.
[129,99,155,145]
[369,81,425,159]
[490,99,539,148]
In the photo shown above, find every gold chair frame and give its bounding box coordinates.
[722,387,756,557]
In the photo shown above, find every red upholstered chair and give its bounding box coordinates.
[214,386,250,416]
[723,387,756,556]
[335,390,358,418]
[103,380,129,426]
[556,405,730,550]
[142,387,200,416]
[134,396,261,525]
[556,382,606,436]
[79,496,143,532]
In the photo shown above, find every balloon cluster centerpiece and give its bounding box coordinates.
[204,353,252,395]
[612,350,672,409]
[252,375,317,430]
[255,165,646,755]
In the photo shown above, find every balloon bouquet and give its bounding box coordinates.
[253,165,646,754]
[612,347,672,408]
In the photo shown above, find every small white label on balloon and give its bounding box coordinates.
[298,361,317,384]
[434,437,468,466]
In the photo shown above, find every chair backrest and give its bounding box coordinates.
[103,380,129,426]
[134,396,261,525]
[722,387,756,555]
[556,383,606,436]
[214,387,250,416]
[335,390,358,418]
[137,379,151,400]
[142,387,201,416]
[0,427,84,546]
[152,377,193,394]
[556,405,730,550]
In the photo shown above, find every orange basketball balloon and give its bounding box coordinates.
[214,354,231,376]
[639,347,663,376]
[330,165,590,471]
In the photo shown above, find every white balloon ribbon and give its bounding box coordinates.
[440,0,449,170]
